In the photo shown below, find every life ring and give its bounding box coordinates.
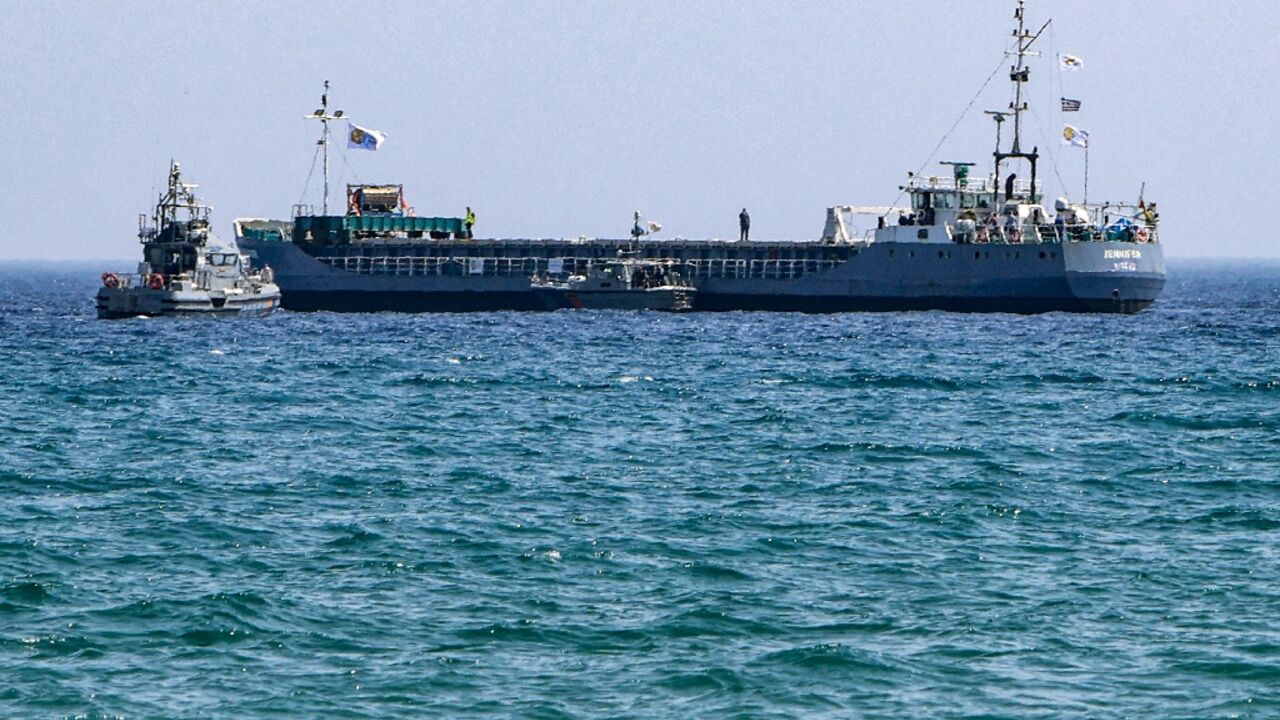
[1135,227,1150,243]
[101,272,120,288]
[147,273,165,290]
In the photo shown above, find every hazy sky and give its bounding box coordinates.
[2,0,1276,260]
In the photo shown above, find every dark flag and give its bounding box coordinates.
[1061,97,1082,112]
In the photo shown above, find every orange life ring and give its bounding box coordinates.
[1135,227,1150,243]
[147,273,165,290]
[101,272,120,288]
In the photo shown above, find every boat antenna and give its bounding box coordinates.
[307,80,345,215]
[984,111,1008,159]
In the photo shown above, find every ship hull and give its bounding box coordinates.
[237,235,1164,315]
[95,286,282,319]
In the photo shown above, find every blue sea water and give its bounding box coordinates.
[2,260,1279,718]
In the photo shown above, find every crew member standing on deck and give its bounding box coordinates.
[1142,202,1160,227]
[465,207,476,239]
[739,208,751,242]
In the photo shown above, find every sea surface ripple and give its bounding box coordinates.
[2,260,1280,718]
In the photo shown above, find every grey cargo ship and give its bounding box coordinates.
[236,2,1164,315]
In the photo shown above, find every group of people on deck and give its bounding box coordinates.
[892,203,1158,244]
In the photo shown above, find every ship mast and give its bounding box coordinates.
[988,1,1050,204]
[1010,2,1030,153]
[307,81,345,215]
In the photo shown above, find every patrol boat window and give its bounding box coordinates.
[207,253,239,267]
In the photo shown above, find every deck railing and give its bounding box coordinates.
[957,223,1159,245]
[905,177,1042,195]
[315,255,847,280]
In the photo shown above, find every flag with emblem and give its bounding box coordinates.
[347,122,387,151]
[1061,125,1089,148]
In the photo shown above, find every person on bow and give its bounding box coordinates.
[739,208,751,242]
[1142,202,1159,227]
[465,207,476,239]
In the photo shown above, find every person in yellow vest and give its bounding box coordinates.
[1141,202,1159,227]
[465,207,476,239]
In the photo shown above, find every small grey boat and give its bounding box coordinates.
[530,258,696,311]
[97,162,280,319]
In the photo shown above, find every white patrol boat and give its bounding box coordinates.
[97,162,281,319]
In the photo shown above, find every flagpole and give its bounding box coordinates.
[1083,141,1090,207]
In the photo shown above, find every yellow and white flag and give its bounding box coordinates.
[1059,53,1084,71]
[1062,125,1089,148]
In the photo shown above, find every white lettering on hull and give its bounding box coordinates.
[1104,249,1142,259]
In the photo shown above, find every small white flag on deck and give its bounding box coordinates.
[1062,125,1089,148]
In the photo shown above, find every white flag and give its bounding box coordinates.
[1062,125,1089,148]
[1059,53,1084,71]
[347,122,387,150]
